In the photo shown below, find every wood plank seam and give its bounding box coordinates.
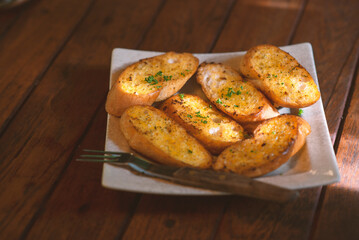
[0,0,97,138]
[209,197,231,240]
[115,195,142,240]
[134,0,167,50]
[287,0,309,44]
[207,0,236,52]
[325,37,359,143]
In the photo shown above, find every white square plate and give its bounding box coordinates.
[102,43,340,195]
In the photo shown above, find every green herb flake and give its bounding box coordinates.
[188,149,193,154]
[155,71,162,77]
[209,105,212,109]
[163,75,172,81]
[201,120,208,124]
[179,93,184,99]
[234,104,239,107]
[145,75,158,85]
[298,109,304,116]
[180,72,185,76]
[187,114,193,118]
[216,98,222,104]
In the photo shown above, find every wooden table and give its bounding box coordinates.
[0,0,358,239]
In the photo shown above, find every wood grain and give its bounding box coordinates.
[214,189,319,240]
[0,0,93,134]
[0,0,162,239]
[214,0,304,52]
[25,109,139,240]
[325,37,359,143]
[123,195,230,240]
[312,67,359,240]
[139,0,234,52]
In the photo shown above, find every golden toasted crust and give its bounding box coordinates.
[239,44,320,108]
[161,94,245,155]
[120,105,212,168]
[214,115,311,177]
[106,52,199,116]
[196,63,279,125]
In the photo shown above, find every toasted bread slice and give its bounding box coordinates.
[120,105,212,168]
[239,44,320,108]
[196,63,279,125]
[214,115,311,177]
[106,52,199,116]
[161,94,245,155]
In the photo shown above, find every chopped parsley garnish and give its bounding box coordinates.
[216,98,222,104]
[240,86,243,90]
[185,69,190,72]
[180,72,185,76]
[187,114,193,118]
[155,71,162,77]
[163,75,172,81]
[195,111,208,119]
[226,87,236,97]
[188,149,193,154]
[298,109,304,116]
[234,104,239,107]
[209,105,212,109]
[179,93,184,99]
[145,75,158,85]
[201,120,208,124]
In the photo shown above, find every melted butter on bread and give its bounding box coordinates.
[239,45,320,108]
[161,94,245,154]
[120,105,212,168]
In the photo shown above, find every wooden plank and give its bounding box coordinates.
[0,0,93,133]
[139,0,234,53]
[25,109,140,240]
[312,67,359,240]
[325,38,359,143]
[122,195,230,240]
[0,0,162,239]
[214,189,319,239]
[214,0,304,52]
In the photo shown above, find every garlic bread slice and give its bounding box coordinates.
[106,52,199,116]
[120,105,212,168]
[239,44,320,108]
[196,63,279,124]
[161,94,245,155]
[214,115,311,177]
